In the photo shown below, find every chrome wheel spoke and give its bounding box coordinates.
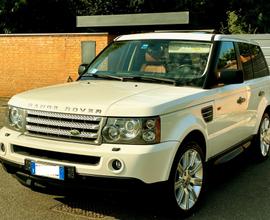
[190,177,203,186]
[175,179,183,190]
[263,142,269,155]
[183,151,190,170]
[188,185,198,202]
[264,119,270,130]
[177,163,184,176]
[190,161,202,176]
[183,188,190,210]
[176,188,185,205]
[262,142,266,153]
[189,151,197,169]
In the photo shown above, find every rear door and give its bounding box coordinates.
[239,43,270,133]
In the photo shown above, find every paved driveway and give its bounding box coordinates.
[1,152,270,220]
[1,98,270,219]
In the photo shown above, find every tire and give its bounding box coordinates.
[166,140,205,216]
[253,112,270,161]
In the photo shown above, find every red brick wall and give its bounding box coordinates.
[0,33,110,97]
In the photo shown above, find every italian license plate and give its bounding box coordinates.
[30,161,65,180]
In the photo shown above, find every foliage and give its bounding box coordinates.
[0,0,27,33]
[76,0,133,15]
[226,11,248,34]
[0,0,77,33]
[0,0,270,34]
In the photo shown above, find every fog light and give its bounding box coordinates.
[0,143,5,152]
[112,159,122,171]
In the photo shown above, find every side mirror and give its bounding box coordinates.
[219,69,244,85]
[78,64,88,75]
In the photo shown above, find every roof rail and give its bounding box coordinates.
[154,29,216,34]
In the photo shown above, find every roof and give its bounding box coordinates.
[116,32,214,41]
[115,32,259,45]
[215,35,259,45]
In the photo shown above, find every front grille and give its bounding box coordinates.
[25,110,105,144]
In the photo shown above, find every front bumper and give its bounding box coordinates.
[1,158,151,191]
[0,127,179,185]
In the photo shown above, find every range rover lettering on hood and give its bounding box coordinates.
[27,103,102,114]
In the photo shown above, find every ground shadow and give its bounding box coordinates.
[48,151,268,220]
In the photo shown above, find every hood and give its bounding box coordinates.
[9,80,205,116]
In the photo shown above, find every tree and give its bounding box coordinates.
[225,0,270,33]
[1,0,270,34]
[0,0,78,33]
[226,11,248,34]
[76,0,133,15]
[0,0,27,33]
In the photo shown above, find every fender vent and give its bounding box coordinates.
[201,106,213,123]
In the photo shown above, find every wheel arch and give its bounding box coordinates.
[255,105,270,134]
[179,130,206,161]
[165,129,207,183]
[169,130,207,172]
[264,105,270,115]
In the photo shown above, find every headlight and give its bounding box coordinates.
[7,106,26,131]
[102,117,160,144]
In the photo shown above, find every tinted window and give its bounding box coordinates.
[217,42,237,71]
[250,45,269,78]
[211,42,238,88]
[238,42,253,80]
[80,40,212,88]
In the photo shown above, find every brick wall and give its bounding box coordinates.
[0,33,110,97]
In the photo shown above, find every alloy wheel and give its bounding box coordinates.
[260,116,270,157]
[174,148,203,210]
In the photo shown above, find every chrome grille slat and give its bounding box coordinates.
[25,110,105,144]
[26,125,98,139]
[27,110,102,121]
[26,117,100,130]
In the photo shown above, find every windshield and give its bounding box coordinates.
[80,40,212,87]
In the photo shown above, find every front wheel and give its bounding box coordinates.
[167,140,205,216]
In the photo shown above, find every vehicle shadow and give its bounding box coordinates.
[52,187,174,220]
[50,151,270,220]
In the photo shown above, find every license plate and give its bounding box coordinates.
[30,161,65,180]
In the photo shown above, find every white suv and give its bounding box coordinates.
[1,32,270,215]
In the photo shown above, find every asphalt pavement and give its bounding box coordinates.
[1,98,270,219]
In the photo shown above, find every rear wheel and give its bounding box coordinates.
[167,140,205,216]
[253,112,270,161]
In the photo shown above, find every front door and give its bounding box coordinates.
[207,41,250,157]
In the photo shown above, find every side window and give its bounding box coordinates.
[217,42,238,71]
[238,42,253,80]
[250,45,269,78]
[212,42,238,88]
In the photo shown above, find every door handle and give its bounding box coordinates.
[237,97,246,104]
[259,91,265,97]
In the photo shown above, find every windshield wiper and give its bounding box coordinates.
[83,73,179,85]
[128,76,177,85]
[91,73,129,81]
